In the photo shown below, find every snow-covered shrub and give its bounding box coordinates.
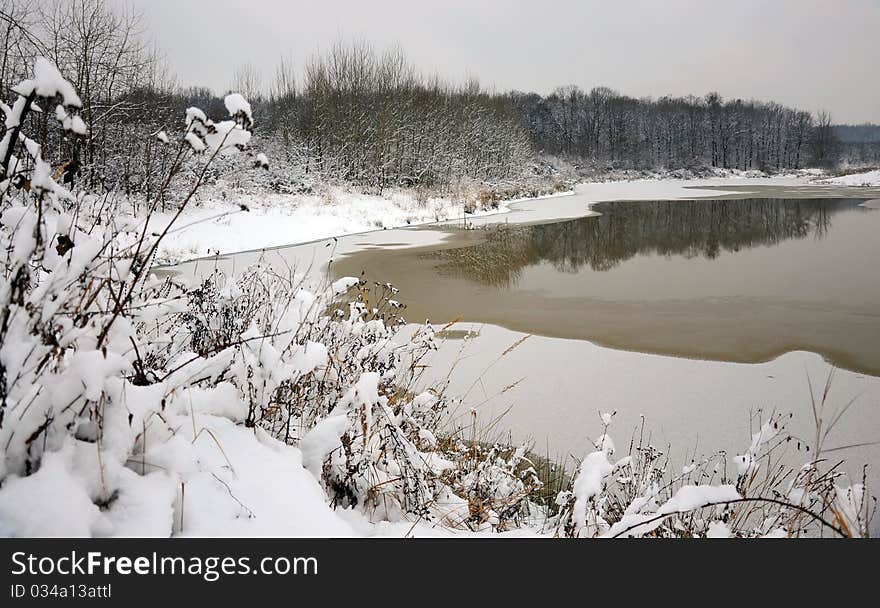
[169,268,460,520]
[0,58,268,535]
[303,372,437,517]
[551,411,874,538]
[441,442,542,531]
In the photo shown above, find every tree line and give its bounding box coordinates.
[2,0,870,201]
[833,124,880,166]
[1,0,176,197]
[264,42,532,192]
[507,86,843,170]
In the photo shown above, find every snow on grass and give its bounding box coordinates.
[174,416,355,537]
[570,448,613,535]
[602,484,740,538]
[0,414,359,537]
[0,442,102,537]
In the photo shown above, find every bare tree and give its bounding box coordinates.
[809,110,841,169]
[231,62,263,101]
[271,55,296,101]
[295,41,530,193]
[507,86,833,172]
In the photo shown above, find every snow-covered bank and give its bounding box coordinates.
[156,172,837,266]
[820,169,880,187]
[191,177,837,277]
[153,187,517,264]
[171,176,832,277]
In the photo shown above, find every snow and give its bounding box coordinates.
[157,175,833,265]
[660,484,740,513]
[185,132,206,152]
[0,415,358,537]
[12,57,82,107]
[603,484,740,537]
[203,120,251,154]
[0,443,102,537]
[332,276,360,295]
[735,454,755,476]
[183,101,252,155]
[224,93,253,124]
[820,169,880,187]
[154,186,511,263]
[174,417,354,537]
[54,104,88,135]
[467,176,810,228]
[30,158,56,194]
[185,106,207,126]
[833,484,867,537]
[570,449,613,535]
[706,520,732,538]
[66,350,129,401]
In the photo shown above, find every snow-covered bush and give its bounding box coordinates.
[440,442,542,531]
[171,269,463,521]
[0,59,274,534]
[551,411,874,538]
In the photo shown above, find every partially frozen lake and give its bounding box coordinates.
[333,196,880,375]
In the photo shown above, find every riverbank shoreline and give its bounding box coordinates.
[156,168,880,266]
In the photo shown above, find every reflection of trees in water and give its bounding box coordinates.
[426,198,870,288]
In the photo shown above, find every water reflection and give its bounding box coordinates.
[333,196,880,374]
[428,198,870,288]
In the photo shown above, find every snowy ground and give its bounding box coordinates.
[819,169,880,187]
[153,186,521,264]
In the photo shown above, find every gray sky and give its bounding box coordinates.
[125,0,880,123]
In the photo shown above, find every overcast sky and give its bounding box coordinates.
[123,0,880,123]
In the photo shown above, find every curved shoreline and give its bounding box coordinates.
[170,178,880,377]
[172,175,873,267]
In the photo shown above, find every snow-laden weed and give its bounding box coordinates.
[551,408,874,537]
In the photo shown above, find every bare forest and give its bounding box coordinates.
[2,0,874,205]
